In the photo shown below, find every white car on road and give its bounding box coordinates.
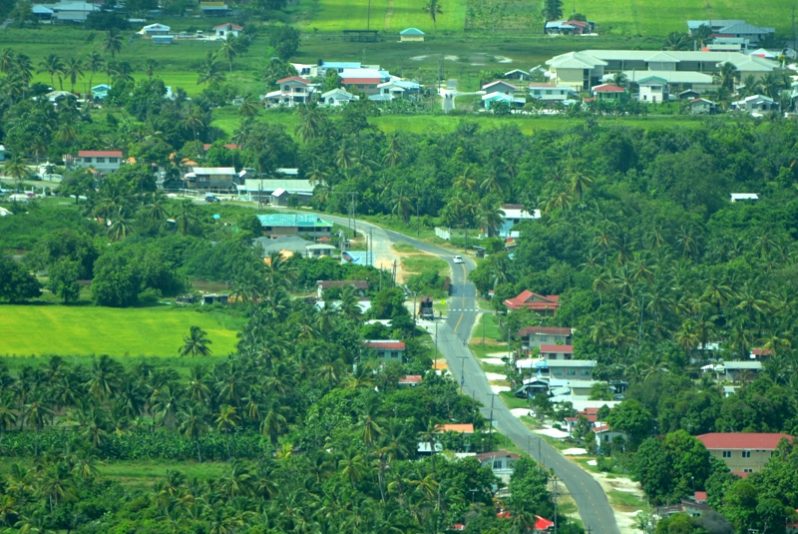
[452,255,464,264]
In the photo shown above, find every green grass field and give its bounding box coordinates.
[0,305,242,357]
[298,0,798,35]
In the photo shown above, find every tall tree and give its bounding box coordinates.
[423,0,443,31]
[104,30,122,58]
[542,0,562,21]
[63,57,84,93]
[180,326,213,357]
[39,53,64,90]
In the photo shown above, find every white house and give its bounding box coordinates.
[481,80,519,95]
[399,27,425,42]
[68,150,123,173]
[183,167,238,191]
[214,22,242,40]
[499,203,541,237]
[36,1,100,23]
[731,94,777,114]
[730,193,759,202]
[372,79,421,101]
[528,82,578,102]
[263,76,315,108]
[637,75,669,103]
[320,88,359,107]
[139,23,171,37]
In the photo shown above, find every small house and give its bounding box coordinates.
[435,423,474,434]
[477,450,519,482]
[637,75,669,103]
[139,23,171,36]
[91,83,111,100]
[364,340,406,362]
[213,22,242,40]
[504,69,531,81]
[499,204,541,237]
[399,27,425,42]
[546,359,597,379]
[591,83,626,101]
[732,94,777,113]
[398,375,423,387]
[722,360,762,382]
[183,166,237,191]
[320,88,358,107]
[594,424,626,452]
[200,1,230,16]
[545,19,596,35]
[257,213,333,238]
[686,97,717,115]
[730,192,759,202]
[481,80,518,95]
[504,290,559,313]
[305,243,337,259]
[201,293,229,305]
[69,149,123,173]
[518,326,573,351]
[527,83,578,103]
[151,35,174,45]
[482,92,524,110]
[263,76,315,108]
[374,80,421,101]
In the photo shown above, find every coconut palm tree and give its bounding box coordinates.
[717,62,739,95]
[4,158,30,192]
[64,57,84,93]
[0,48,15,74]
[84,51,104,94]
[662,31,690,51]
[423,0,443,31]
[180,326,213,357]
[104,30,122,58]
[39,53,64,90]
[144,58,158,78]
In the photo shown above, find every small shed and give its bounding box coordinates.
[152,35,175,45]
[400,27,425,42]
[305,244,337,259]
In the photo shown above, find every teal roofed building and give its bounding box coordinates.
[400,27,425,42]
[257,213,333,238]
[91,84,111,100]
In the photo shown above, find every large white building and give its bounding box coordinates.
[546,49,778,91]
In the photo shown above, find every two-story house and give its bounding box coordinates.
[67,150,123,173]
[504,290,559,314]
[364,340,406,362]
[518,326,573,351]
[263,76,315,108]
[697,433,793,475]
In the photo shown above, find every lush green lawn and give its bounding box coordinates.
[97,459,230,489]
[297,0,467,33]
[298,0,797,35]
[0,305,242,357]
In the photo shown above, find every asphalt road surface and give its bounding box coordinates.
[332,217,620,533]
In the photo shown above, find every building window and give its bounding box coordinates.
[95,157,105,163]
[83,157,92,163]
[109,158,118,163]
[493,460,502,469]
[742,450,751,458]
[743,468,753,473]
[722,451,731,458]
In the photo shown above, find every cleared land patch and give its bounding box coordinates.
[0,305,242,357]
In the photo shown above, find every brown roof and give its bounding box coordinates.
[277,76,309,85]
[540,344,573,353]
[697,432,793,450]
[476,450,520,462]
[317,279,369,290]
[341,78,382,85]
[365,340,406,351]
[398,374,422,385]
[435,423,474,434]
[78,150,123,158]
[504,290,560,311]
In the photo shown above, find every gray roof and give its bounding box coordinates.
[545,359,598,368]
[723,361,763,370]
[687,19,743,30]
[718,21,775,35]
[240,179,314,195]
[253,235,312,256]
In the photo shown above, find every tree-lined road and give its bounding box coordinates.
[325,215,619,533]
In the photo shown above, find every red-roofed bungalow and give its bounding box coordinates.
[364,340,406,362]
[504,290,560,314]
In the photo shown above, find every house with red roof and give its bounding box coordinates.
[364,339,406,362]
[518,326,573,351]
[67,150,124,173]
[213,22,242,40]
[435,423,474,434]
[539,344,574,360]
[697,432,793,475]
[749,347,774,360]
[398,374,422,387]
[263,76,316,108]
[504,290,560,314]
[591,83,627,101]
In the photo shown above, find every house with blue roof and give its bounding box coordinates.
[91,84,111,100]
[257,214,333,238]
[400,27,425,42]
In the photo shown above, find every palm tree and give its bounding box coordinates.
[85,51,104,94]
[178,405,209,461]
[391,187,413,223]
[64,57,84,93]
[423,0,443,31]
[180,326,212,357]
[717,62,739,95]
[107,60,133,84]
[197,52,225,85]
[238,95,260,119]
[104,30,122,58]
[216,37,238,72]
[477,201,503,237]
[4,158,30,192]
[0,48,15,74]
[662,32,689,51]
[39,53,64,90]
[144,58,158,78]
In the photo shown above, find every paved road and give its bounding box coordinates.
[324,216,619,532]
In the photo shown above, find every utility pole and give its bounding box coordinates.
[433,316,439,371]
[488,393,495,450]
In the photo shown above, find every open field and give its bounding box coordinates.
[0,305,242,357]
[298,0,798,35]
